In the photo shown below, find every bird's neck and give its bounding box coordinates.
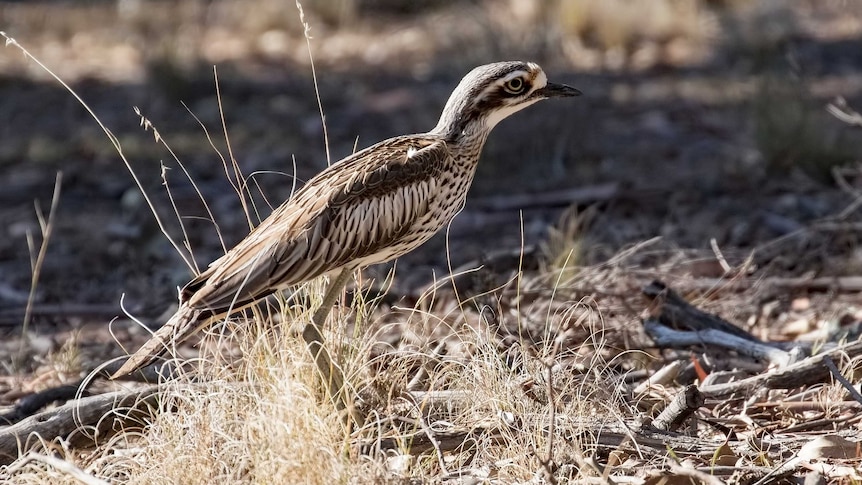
[430,114,493,156]
[424,126,488,174]
[453,127,491,165]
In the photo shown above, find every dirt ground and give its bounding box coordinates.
[0,0,862,480]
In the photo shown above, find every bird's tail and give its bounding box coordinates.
[110,304,204,379]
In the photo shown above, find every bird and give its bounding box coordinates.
[111,61,580,379]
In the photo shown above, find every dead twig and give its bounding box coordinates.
[406,340,448,392]
[827,97,862,128]
[822,356,862,406]
[632,360,684,395]
[411,402,449,475]
[537,359,558,485]
[650,385,704,432]
[19,173,63,369]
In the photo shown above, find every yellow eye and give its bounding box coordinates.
[503,77,526,94]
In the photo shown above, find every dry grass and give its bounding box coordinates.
[101,303,350,483]
[1,272,629,483]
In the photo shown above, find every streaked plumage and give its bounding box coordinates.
[111,61,580,378]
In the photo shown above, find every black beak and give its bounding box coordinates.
[535,82,581,98]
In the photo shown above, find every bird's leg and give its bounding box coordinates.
[301,267,352,410]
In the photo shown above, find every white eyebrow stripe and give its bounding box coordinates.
[499,70,529,84]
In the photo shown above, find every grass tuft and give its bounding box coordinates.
[100,289,351,483]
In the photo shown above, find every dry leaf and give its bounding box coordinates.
[711,442,738,467]
[798,435,859,460]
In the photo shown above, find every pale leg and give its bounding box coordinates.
[301,268,352,409]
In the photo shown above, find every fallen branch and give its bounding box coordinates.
[1,359,174,427]
[643,281,759,342]
[0,385,161,465]
[700,338,862,397]
[643,319,793,367]
[0,381,88,426]
[359,412,854,467]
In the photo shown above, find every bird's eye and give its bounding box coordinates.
[503,77,526,95]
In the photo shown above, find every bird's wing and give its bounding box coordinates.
[183,138,449,313]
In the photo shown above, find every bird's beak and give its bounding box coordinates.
[535,82,581,98]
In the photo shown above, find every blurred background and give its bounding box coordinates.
[1,0,861,338]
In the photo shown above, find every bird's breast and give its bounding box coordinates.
[430,163,476,224]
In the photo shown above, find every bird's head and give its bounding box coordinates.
[433,61,580,140]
